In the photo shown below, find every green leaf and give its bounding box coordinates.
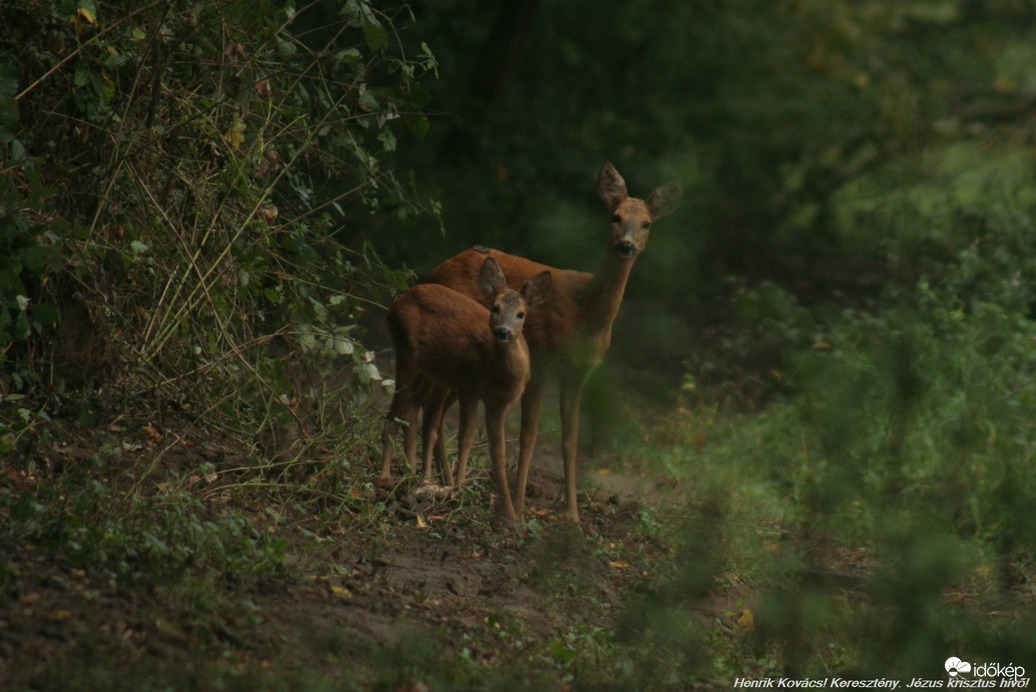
[277,37,297,57]
[362,18,388,52]
[89,70,115,103]
[378,129,396,152]
[77,0,98,24]
[406,114,429,138]
[7,138,25,160]
[357,88,378,112]
[14,309,30,340]
[73,64,90,88]
[409,85,432,107]
[33,304,59,327]
[0,61,18,98]
[337,48,362,65]
[0,266,27,293]
[22,245,62,271]
[0,97,18,131]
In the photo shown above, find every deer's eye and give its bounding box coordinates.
[516,311,525,319]
[492,305,501,314]
[642,221,651,230]
[612,213,621,224]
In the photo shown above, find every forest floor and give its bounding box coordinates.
[0,412,758,690]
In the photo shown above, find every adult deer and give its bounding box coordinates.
[379,256,551,520]
[426,162,682,523]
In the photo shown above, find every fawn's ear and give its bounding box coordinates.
[597,162,628,211]
[647,181,683,220]
[478,256,506,297]
[520,270,552,308]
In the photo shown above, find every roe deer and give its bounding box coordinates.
[379,257,552,520]
[426,162,682,523]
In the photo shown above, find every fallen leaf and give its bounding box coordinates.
[142,425,163,444]
[226,115,246,151]
[737,608,754,632]
[254,79,272,100]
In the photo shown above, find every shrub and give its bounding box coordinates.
[1,0,436,439]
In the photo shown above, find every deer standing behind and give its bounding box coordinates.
[379,257,551,520]
[426,162,682,523]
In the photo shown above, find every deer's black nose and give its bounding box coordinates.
[493,327,513,341]
[615,240,637,257]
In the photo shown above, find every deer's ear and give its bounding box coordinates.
[647,181,683,220]
[521,271,552,308]
[597,162,628,211]
[478,256,506,297]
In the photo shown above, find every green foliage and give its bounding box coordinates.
[2,473,286,589]
[1,0,435,430]
[628,185,1036,681]
[792,203,1036,549]
[385,0,1036,322]
[0,165,65,363]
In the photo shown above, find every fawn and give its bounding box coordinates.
[426,162,681,523]
[379,256,551,520]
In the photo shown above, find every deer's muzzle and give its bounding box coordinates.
[615,240,637,257]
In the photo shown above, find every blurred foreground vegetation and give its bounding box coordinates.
[2,0,1035,688]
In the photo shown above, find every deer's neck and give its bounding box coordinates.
[485,336,531,402]
[582,253,635,333]
[491,336,527,372]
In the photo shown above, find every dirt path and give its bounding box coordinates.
[0,419,694,689]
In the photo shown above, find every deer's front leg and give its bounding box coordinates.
[486,410,516,521]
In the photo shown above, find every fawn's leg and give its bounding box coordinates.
[512,379,544,515]
[453,395,479,487]
[434,391,457,476]
[421,387,453,485]
[486,409,516,520]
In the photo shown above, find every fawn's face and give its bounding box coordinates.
[609,197,654,260]
[488,290,527,342]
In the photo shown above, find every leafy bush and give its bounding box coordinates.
[1,0,435,439]
[2,472,287,588]
[793,202,1036,551]
[629,187,1036,680]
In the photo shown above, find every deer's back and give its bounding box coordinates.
[427,248,592,356]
